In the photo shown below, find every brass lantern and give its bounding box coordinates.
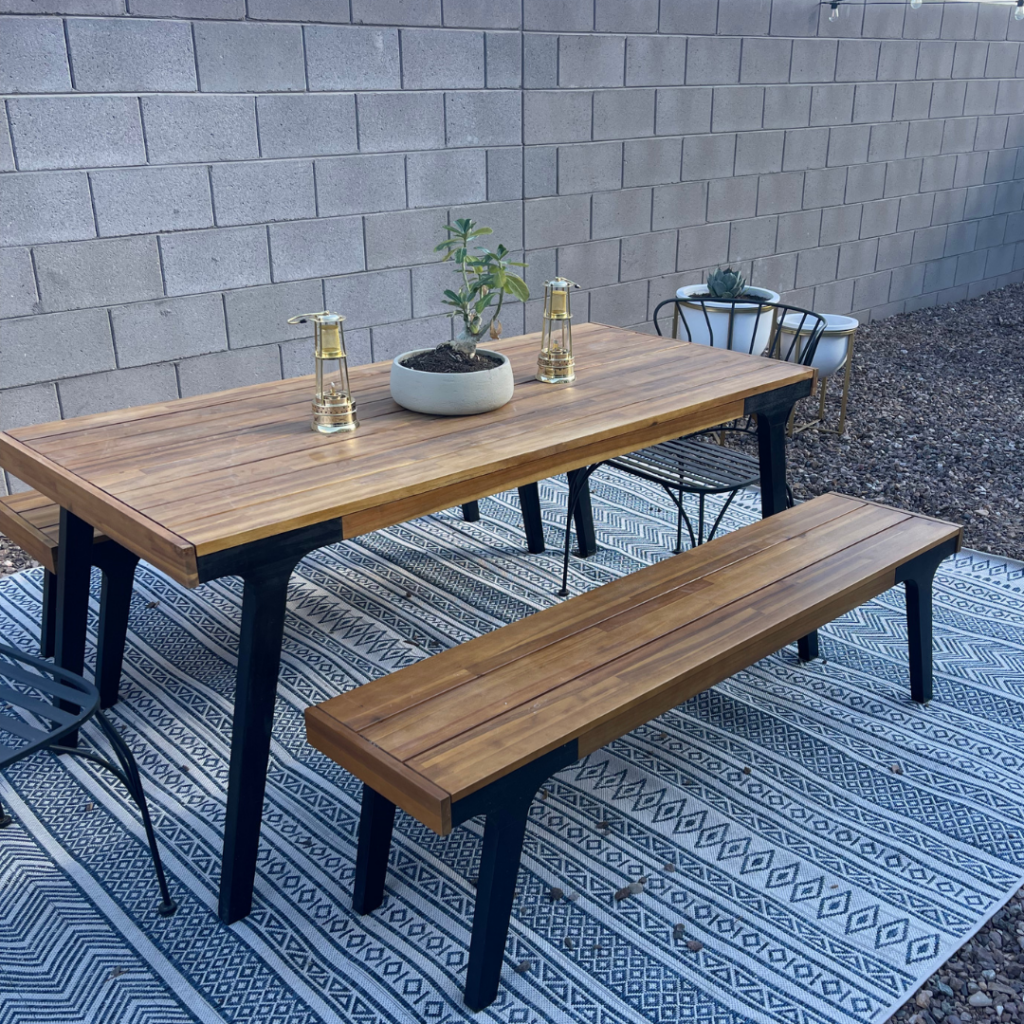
[287,310,358,434]
[537,278,576,384]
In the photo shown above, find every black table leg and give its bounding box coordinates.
[352,784,396,915]
[566,469,597,558]
[517,483,545,554]
[92,544,139,709]
[461,501,480,522]
[55,509,93,747]
[40,569,57,658]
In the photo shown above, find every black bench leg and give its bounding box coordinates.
[55,509,93,749]
[517,483,545,554]
[461,501,480,522]
[896,545,954,703]
[797,633,819,662]
[353,784,396,915]
[40,569,57,658]
[93,545,140,709]
[464,802,531,1012]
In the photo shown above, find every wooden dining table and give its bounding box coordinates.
[0,322,814,924]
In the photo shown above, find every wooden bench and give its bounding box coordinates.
[306,492,961,1010]
[0,491,138,708]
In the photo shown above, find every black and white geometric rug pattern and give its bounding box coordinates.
[1,472,1022,1024]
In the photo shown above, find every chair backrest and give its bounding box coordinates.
[652,296,829,368]
[0,643,98,768]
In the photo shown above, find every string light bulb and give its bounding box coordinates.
[1016,0,1024,22]
[910,0,922,9]
[829,0,840,20]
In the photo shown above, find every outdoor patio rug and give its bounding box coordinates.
[1,473,1023,1024]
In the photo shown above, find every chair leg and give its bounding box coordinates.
[40,569,57,659]
[92,545,140,710]
[461,501,480,523]
[352,784,396,915]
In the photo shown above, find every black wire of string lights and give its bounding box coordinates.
[821,0,1024,22]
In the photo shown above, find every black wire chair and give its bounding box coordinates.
[0,642,176,917]
[558,298,828,596]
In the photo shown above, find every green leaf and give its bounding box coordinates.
[504,274,529,302]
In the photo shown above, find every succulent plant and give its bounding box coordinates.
[705,266,748,301]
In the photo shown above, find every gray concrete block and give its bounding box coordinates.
[523,33,557,89]
[0,117,13,173]
[365,208,448,270]
[655,88,712,136]
[652,181,708,231]
[596,0,657,32]
[487,148,522,202]
[708,175,758,221]
[728,216,778,261]
[868,122,908,163]
[590,189,648,241]
[0,248,39,319]
[820,203,862,244]
[985,148,1017,184]
[768,1,819,37]
[922,253,956,290]
[523,146,557,198]
[448,199,522,252]
[371,314,452,361]
[852,271,891,311]
[557,142,621,196]
[523,90,592,146]
[659,0,717,34]
[812,277,854,314]
[986,41,1019,77]
[0,17,70,93]
[976,2,1011,39]
[687,37,741,86]
[775,209,820,254]
[594,89,656,141]
[897,192,934,231]
[625,36,686,88]
[994,180,1024,215]
[938,0,977,40]
[111,293,226,367]
[306,26,400,91]
[921,154,956,191]
[224,279,325,346]
[875,231,914,270]
[759,172,806,219]
[352,0,440,24]
[740,38,792,85]
[0,0,119,8]
[161,226,271,296]
[142,95,258,163]
[248,0,350,20]
[852,84,895,125]
[485,31,521,89]
[620,229,677,282]
[763,86,812,129]
[735,131,784,175]
[711,87,764,133]
[556,239,619,289]
[916,40,955,79]
[985,243,1016,278]
[409,148,489,209]
[623,138,682,187]
[877,40,919,82]
[323,268,411,326]
[844,162,885,202]
[194,22,304,92]
[177,344,282,399]
[951,40,988,79]
[67,17,195,93]
[883,158,923,198]
[953,151,988,188]
[906,119,944,158]
[954,249,987,286]
[888,262,925,301]
[930,81,967,119]
[411,260,466,319]
[860,198,899,237]
[827,125,869,167]
[91,165,213,237]
[751,252,796,293]
[446,91,521,147]
[802,166,848,208]
[964,80,999,117]
[790,39,836,84]
[943,219,977,256]
[129,0,243,16]
[816,1,864,38]
[58,363,180,419]
[719,0,771,35]
[913,225,948,263]
[357,92,446,152]
[681,133,736,181]
[8,97,144,171]
[0,171,94,246]
[795,245,839,287]
[782,128,829,171]
[0,383,59,433]
[836,40,879,82]
[212,160,315,227]
[35,236,162,312]
[1006,114,1024,147]
[589,280,648,329]
[939,117,976,154]
[862,2,905,38]
[257,94,357,159]
[976,214,1007,249]
[975,114,1008,151]
[0,308,113,389]
[521,246,556,296]
[930,188,966,224]
[559,33,625,89]
[269,216,364,282]
[403,28,484,89]
[677,222,730,270]
[893,82,932,122]
[523,0,592,31]
[281,326,371,376]
[443,0,520,29]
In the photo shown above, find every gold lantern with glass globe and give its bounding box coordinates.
[537,278,576,384]
[287,310,359,434]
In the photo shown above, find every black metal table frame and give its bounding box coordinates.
[51,377,811,926]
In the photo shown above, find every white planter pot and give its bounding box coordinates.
[389,348,514,416]
[674,285,781,356]
[780,312,859,378]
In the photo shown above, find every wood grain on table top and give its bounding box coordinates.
[0,324,814,586]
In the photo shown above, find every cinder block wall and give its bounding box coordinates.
[1,0,1022,492]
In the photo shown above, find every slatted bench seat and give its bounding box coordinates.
[0,491,137,708]
[309,491,960,1010]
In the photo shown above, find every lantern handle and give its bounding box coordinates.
[287,310,345,325]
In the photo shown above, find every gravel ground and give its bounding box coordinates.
[0,285,1021,1021]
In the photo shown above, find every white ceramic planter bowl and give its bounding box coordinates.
[674,284,781,356]
[389,348,515,416]
[780,312,859,378]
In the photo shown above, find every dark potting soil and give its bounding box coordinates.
[401,345,502,374]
